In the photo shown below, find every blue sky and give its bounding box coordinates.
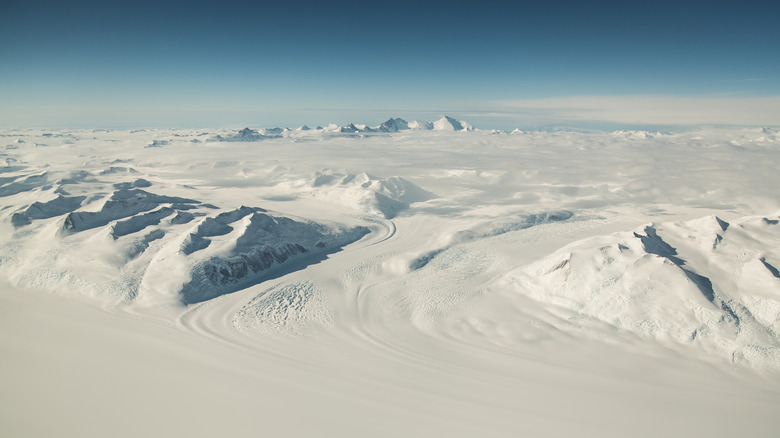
[1,0,779,129]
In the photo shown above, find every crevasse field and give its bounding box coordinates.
[2,118,779,437]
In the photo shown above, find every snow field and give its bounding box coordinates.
[1,123,780,437]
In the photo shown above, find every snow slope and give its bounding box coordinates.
[492,214,780,369]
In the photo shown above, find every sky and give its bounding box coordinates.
[1,0,779,130]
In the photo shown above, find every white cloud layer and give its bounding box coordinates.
[2,95,778,130]
[490,95,780,126]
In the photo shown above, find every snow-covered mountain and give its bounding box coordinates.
[499,214,780,369]
[168,207,369,303]
[275,169,436,219]
[408,119,434,130]
[213,127,277,142]
[432,115,473,131]
[378,117,410,132]
[201,116,474,141]
[4,179,369,305]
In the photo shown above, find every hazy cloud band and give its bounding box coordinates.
[490,95,780,126]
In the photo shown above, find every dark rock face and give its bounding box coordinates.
[202,243,308,287]
[180,244,310,304]
[378,118,409,132]
[178,211,369,304]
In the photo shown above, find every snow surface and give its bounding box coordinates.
[1,123,780,437]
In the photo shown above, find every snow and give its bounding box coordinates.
[433,115,472,131]
[284,169,437,218]
[1,123,779,437]
[212,127,276,142]
[507,214,780,369]
[182,116,478,139]
[408,119,433,129]
[378,117,410,132]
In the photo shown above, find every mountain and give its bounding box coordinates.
[174,208,370,303]
[504,214,780,370]
[3,179,369,305]
[287,117,471,135]
[340,123,360,133]
[213,127,273,142]
[433,116,473,131]
[378,117,410,132]
[306,170,437,218]
[322,123,342,133]
[408,120,433,130]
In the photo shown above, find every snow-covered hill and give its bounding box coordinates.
[273,169,436,219]
[494,214,780,369]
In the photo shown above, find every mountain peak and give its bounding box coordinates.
[379,117,410,132]
[433,116,473,131]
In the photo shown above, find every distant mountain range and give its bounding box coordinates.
[214,116,474,141]
[324,116,473,133]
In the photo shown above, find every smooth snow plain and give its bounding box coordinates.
[1,120,779,437]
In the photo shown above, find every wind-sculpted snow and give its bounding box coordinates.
[500,214,780,370]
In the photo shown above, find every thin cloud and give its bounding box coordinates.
[490,95,780,126]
